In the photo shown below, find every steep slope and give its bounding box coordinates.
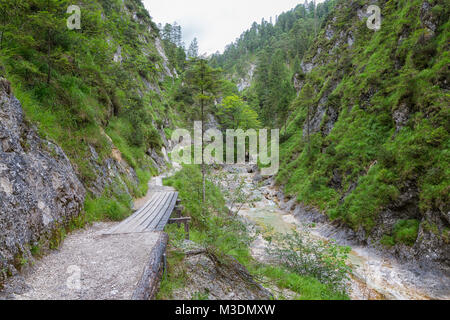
[276,0,449,271]
[0,0,183,285]
[0,79,85,285]
[0,0,183,210]
[211,1,336,127]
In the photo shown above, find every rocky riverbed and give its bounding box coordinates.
[219,164,450,300]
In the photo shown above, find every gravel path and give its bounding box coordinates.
[1,222,165,300]
[1,168,179,300]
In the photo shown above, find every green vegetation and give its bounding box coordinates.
[393,220,421,246]
[211,1,335,128]
[211,0,448,251]
[267,0,449,244]
[0,0,183,211]
[267,232,351,292]
[255,266,348,300]
[216,94,261,130]
[84,191,132,222]
[381,219,421,247]
[157,165,349,300]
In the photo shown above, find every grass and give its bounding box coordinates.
[275,0,449,242]
[156,244,188,300]
[84,190,133,223]
[157,165,350,300]
[393,220,420,246]
[255,266,349,300]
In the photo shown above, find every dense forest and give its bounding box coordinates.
[213,0,449,269]
[210,0,336,128]
[0,0,449,301]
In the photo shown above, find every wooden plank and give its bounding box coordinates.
[168,217,191,223]
[168,217,191,240]
[132,232,169,300]
[139,192,177,232]
[118,193,169,233]
[134,192,174,232]
[105,193,159,234]
[154,192,178,231]
[104,191,179,235]
[106,193,165,235]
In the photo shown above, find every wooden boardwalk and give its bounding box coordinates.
[104,191,179,235]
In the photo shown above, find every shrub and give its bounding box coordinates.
[84,191,132,222]
[393,219,420,246]
[267,230,352,292]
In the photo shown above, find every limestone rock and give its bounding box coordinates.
[0,79,85,284]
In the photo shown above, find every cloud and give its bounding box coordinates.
[142,0,324,55]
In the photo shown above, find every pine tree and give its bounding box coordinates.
[184,58,221,212]
[0,0,24,50]
[28,0,68,84]
[162,23,172,42]
[187,37,199,58]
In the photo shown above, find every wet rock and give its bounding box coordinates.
[303,81,339,137]
[292,204,328,224]
[0,79,85,284]
[236,64,256,92]
[154,37,176,79]
[325,25,335,40]
[347,32,355,47]
[300,61,314,74]
[328,169,342,190]
[252,173,263,183]
[113,45,122,63]
[86,136,138,199]
[280,198,297,212]
[293,73,305,95]
[276,191,284,203]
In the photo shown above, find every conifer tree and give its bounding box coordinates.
[187,37,199,58]
[28,0,68,84]
[184,58,221,212]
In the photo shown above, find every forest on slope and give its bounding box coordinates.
[215,0,449,271]
[211,0,336,129]
[0,0,448,300]
[0,0,191,219]
[0,0,354,298]
[0,0,260,286]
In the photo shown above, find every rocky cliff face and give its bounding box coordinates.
[277,0,449,273]
[0,0,179,287]
[0,79,85,285]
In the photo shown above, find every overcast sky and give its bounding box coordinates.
[142,0,324,55]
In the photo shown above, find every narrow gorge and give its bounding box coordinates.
[0,0,448,302]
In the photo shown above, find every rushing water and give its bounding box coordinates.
[222,165,450,300]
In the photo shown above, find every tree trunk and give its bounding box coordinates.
[47,31,51,85]
[0,29,4,51]
[201,85,206,215]
[307,105,311,153]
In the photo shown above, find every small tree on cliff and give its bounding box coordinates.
[184,58,221,213]
[28,0,68,85]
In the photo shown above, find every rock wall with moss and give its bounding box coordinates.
[0,0,184,284]
[277,0,449,271]
[0,0,184,213]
